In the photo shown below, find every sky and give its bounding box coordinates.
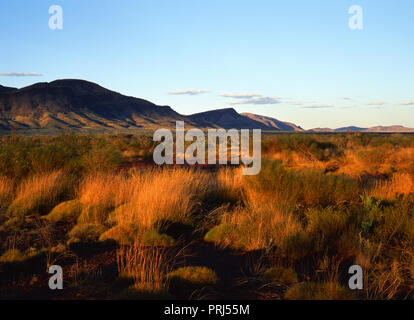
[0,0,413,130]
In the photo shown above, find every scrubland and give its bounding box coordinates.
[0,132,414,300]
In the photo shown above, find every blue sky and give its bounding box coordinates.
[0,0,413,129]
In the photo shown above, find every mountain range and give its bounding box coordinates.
[0,79,412,134]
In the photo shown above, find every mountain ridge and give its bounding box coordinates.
[0,79,298,134]
[311,125,414,133]
[1,79,413,134]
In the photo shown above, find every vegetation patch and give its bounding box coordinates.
[284,282,356,300]
[46,200,82,223]
[264,266,298,284]
[141,229,176,247]
[167,266,219,290]
[67,223,107,246]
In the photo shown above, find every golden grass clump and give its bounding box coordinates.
[214,167,244,204]
[369,173,414,200]
[6,171,69,217]
[112,169,209,230]
[206,202,303,251]
[0,176,14,209]
[77,172,132,223]
[167,266,219,290]
[117,243,172,298]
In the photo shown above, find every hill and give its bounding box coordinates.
[0,79,190,133]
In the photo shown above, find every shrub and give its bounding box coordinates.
[284,282,356,300]
[204,224,235,245]
[141,229,175,247]
[205,202,303,251]
[77,205,111,224]
[99,224,139,246]
[167,266,219,289]
[245,160,360,208]
[0,249,26,263]
[46,200,82,223]
[67,223,107,245]
[264,266,298,284]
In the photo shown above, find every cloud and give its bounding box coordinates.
[396,100,414,106]
[0,72,42,77]
[289,101,304,106]
[220,93,261,99]
[167,89,210,96]
[342,97,352,100]
[220,92,280,105]
[228,96,281,105]
[302,104,334,109]
[367,102,386,106]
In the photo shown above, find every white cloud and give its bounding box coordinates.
[167,89,210,95]
[396,100,414,106]
[0,72,42,76]
[228,96,280,105]
[367,102,386,106]
[302,104,334,109]
[220,93,261,99]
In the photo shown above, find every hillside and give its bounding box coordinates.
[0,80,301,134]
[241,113,304,131]
[187,108,290,131]
[0,79,190,133]
[311,125,414,133]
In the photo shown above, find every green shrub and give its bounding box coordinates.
[264,266,298,284]
[67,223,107,245]
[46,200,82,223]
[99,224,139,245]
[204,224,235,245]
[284,282,356,300]
[77,205,111,224]
[141,229,175,247]
[167,266,219,289]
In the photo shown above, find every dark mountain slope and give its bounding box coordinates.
[0,79,190,132]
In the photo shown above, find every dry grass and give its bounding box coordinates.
[3,133,414,300]
[209,201,303,251]
[7,171,70,217]
[0,177,14,208]
[368,173,414,200]
[111,169,209,230]
[117,243,172,295]
[78,172,133,208]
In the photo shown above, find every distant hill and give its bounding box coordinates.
[0,80,302,134]
[241,113,304,131]
[1,79,412,134]
[0,79,191,133]
[187,108,298,131]
[311,125,414,133]
[0,85,17,94]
